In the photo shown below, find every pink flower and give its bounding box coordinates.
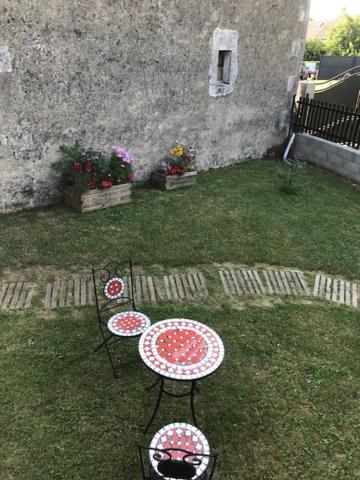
[113,145,134,164]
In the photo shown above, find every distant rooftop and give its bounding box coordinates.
[307,14,343,40]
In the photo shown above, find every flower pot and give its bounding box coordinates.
[63,183,132,213]
[151,171,197,191]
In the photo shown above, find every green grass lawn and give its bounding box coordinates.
[1,160,360,480]
[0,160,359,278]
[1,302,359,480]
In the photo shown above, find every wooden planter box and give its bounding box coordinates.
[151,171,197,191]
[64,183,132,213]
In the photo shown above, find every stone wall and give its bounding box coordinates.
[0,0,310,212]
[295,133,360,184]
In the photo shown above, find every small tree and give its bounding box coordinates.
[304,39,327,61]
[326,15,360,56]
[277,159,302,195]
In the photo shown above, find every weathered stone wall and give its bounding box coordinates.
[0,0,310,212]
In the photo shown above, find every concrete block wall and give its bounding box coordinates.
[295,133,360,184]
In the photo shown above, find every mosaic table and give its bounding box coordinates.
[139,319,224,432]
[149,422,210,480]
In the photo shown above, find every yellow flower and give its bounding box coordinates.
[170,144,184,157]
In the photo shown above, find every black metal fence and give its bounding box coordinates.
[292,96,360,150]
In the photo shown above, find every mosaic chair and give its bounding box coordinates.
[91,259,151,378]
[138,422,217,480]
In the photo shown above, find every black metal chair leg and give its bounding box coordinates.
[190,380,198,427]
[104,342,118,379]
[94,333,113,353]
[144,377,164,434]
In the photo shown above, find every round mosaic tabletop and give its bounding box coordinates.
[149,422,210,479]
[107,311,151,337]
[138,319,224,380]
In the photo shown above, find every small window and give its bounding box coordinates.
[217,50,231,83]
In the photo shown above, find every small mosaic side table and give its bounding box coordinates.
[149,422,211,479]
[138,318,224,433]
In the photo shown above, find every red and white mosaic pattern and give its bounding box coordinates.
[107,311,151,337]
[139,319,224,380]
[103,277,125,300]
[150,422,210,479]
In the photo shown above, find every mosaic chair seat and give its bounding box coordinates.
[91,259,151,378]
[138,422,217,480]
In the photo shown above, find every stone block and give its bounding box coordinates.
[344,161,360,175]
[209,28,238,97]
[291,38,305,59]
[0,46,11,73]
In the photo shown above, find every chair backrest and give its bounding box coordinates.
[157,458,196,478]
[91,260,136,320]
[138,445,217,480]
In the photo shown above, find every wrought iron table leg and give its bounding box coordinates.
[144,376,164,434]
[145,375,161,391]
[190,380,198,427]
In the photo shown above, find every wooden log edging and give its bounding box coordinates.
[41,272,209,309]
[0,267,359,311]
[0,282,36,310]
[44,276,95,309]
[219,268,311,298]
[313,273,358,308]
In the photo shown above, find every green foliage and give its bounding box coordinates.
[304,39,327,61]
[277,159,303,195]
[53,143,133,194]
[55,143,109,177]
[326,15,360,56]
[54,142,83,170]
[109,152,132,184]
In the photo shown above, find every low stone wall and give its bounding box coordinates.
[295,133,360,184]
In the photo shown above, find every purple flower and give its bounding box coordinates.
[113,145,134,164]
[160,160,171,171]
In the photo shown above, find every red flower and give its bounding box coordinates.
[166,166,186,176]
[127,173,135,181]
[100,180,112,189]
[84,162,93,173]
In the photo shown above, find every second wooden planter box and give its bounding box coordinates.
[151,171,197,191]
[64,183,132,213]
